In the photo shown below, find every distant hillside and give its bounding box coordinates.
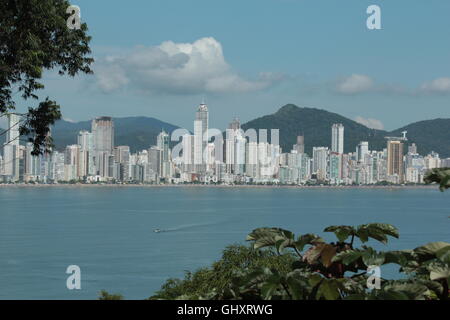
[242,104,450,157]
[1,106,449,157]
[51,117,179,153]
[242,104,388,155]
[390,119,450,158]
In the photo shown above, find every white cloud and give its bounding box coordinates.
[420,77,450,94]
[63,117,76,123]
[94,37,281,95]
[355,116,384,130]
[335,74,374,94]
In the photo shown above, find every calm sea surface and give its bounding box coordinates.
[0,186,449,300]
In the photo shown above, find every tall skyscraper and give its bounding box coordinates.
[114,146,131,181]
[64,144,80,180]
[78,130,95,177]
[331,124,344,155]
[92,117,114,177]
[157,130,170,178]
[157,130,170,162]
[329,152,342,183]
[313,147,329,181]
[182,134,194,173]
[387,138,405,183]
[229,118,241,131]
[92,117,114,153]
[225,118,241,174]
[3,114,21,181]
[194,103,209,173]
[293,136,305,154]
[356,141,369,162]
[148,146,162,177]
[234,133,246,175]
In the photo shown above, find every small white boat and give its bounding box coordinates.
[154,229,162,233]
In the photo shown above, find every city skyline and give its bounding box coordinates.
[1,102,449,185]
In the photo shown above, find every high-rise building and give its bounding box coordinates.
[3,114,21,182]
[313,147,329,181]
[78,131,95,177]
[193,103,209,173]
[408,143,418,155]
[387,138,405,183]
[64,145,80,180]
[356,141,369,162]
[114,146,131,181]
[234,133,246,175]
[148,146,162,178]
[92,117,114,177]
[157,130,170,178]
[245,142,259,178]
[424,152,441,170]
[293,136,305,154]
[331,124,344,154]
[24,142,41,181]
[329,152,342,184]
[225,118,242,174]
[92,117,114,152]
[182,134,194,172]
[229,118,241,131]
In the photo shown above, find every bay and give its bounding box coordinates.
[0,186,448,299]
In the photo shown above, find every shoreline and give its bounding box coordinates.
[0,183,437,190]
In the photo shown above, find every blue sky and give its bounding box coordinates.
[23,0,450,131]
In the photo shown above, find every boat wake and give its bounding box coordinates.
[154,221,222,233]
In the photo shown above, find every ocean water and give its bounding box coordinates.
[0,186,448,300]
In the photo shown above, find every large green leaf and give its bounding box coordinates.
[384,250,413,266]
[361,248,386,266]
[294,234,324,252]
[285,270,311,300]
[323,225,355,242]
[428,262,450,281]
[303,243,337,266]
[246,228,295,251]
[414,242,450,261]
[436,246,450,264]
[316,279,342,300]
[332,250,363,265]
[356,223,399,244]
[381,283,430,300]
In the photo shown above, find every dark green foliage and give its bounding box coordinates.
[152,224,449,300]
[241,104,450,157]
[19,98,61,155]
[98,290,124,300]
[0,0,93,155]
[149,244,295,300]
[424,168,450,191]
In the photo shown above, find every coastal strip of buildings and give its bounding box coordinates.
[1,104,449,185]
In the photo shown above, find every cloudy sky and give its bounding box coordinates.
[18,0,450,131]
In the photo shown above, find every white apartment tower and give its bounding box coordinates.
[331,123,344,155]
[193,103,209,173]
[3,114,21,182]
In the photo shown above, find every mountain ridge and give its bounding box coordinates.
[1,105,449,157]
[242,104,450,157]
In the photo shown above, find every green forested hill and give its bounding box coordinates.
[242,104,387,155]
[390,119,450,158]
[242,104,450,157]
